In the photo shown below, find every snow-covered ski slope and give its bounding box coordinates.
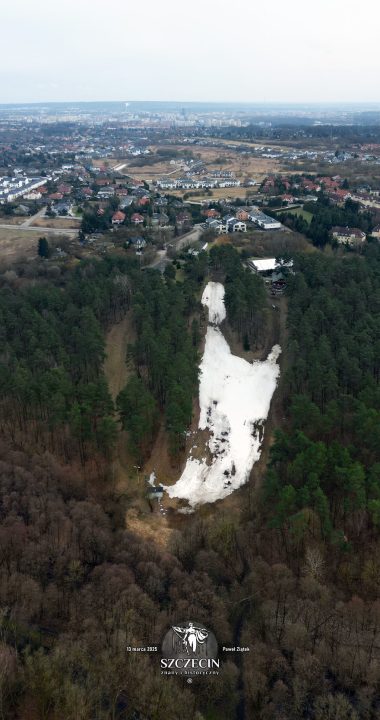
[165,282,281,507]
[201,281,226,324]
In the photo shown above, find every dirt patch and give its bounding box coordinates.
[0,225,77,271]
[210,236,233,248]
[0,215,26,226]
[103,141,290,187]
[104,312,134,402]
[0,227,39,266]
[156,143,284,181]
[171,187,250,202]
[126,507,173,549]
[103,312,139,505]
[31,217,81,229]
[144,424,181,487]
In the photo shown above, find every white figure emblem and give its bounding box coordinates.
[172,622,208,655]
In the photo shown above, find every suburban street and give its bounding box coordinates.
[0,223,78,236]
[0,205,79,236]
[147,224,203,271]
[20,205,47,227]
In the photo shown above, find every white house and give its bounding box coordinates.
[0,177,46,203]
[217,179,241,188]
[156,178,178,190]
[248,257,293,274]
[331,226,366,245]
[23,191,42,200]
[229,220,246,232]
[249,210,282,230]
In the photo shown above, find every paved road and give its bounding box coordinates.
[0,223,78,236]
[175,225,202,250]
[21,206,47,227]
[148,249,169,272]
[147,225,203,272]
[113,163,128,172]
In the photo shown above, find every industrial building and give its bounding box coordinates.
[248,209,282,230]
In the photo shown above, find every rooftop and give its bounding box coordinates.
[249,257,293,273]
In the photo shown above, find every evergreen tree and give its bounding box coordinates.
[38,237,50,258]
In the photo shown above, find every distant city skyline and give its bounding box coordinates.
[2,0,379,104]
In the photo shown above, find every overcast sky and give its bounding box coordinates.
[1,0,379,104]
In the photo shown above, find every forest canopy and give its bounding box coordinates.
[265,247,380,543]
[1,244,380,718]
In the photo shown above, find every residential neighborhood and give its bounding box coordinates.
[0,103,379,274]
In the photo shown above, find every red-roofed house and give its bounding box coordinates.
[319,177,340,190]
[112,211,126,225]
[95,177,111,186]
[131,213,144,224]
[281,194,296,205]
[58,183,72,195]
[328,189,351,204]
[203,208,220,219]
[137,196,150,207]
[302,179,319,192]
[236,209,249,221]
[176,211,192,230]
[332,188,350,199]
[263,178,275,192]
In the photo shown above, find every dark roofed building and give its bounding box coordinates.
[331,226,366,245]
[129,236,146,250]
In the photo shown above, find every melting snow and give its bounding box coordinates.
[201,281,226,325]
[165,281,281,508]
[148,471,156,487]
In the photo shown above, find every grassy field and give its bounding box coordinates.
[0,226,77,267]
[170,186,254,202]
[0,227,38,265]
[104,313,134,402]
[96,142,291,186]
[280,207,314,224]
[0,215,26,226]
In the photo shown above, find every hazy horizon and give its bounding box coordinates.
[1,100,380,109]
[2,0,380,105]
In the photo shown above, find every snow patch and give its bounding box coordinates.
[165,281,281,508]
[201,281,226,325]
[148,471,156,487]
